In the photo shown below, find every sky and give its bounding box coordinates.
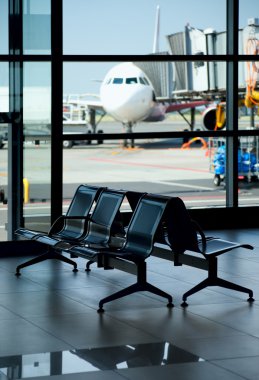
[62,0,259,94]
[63,0,255,55]
[1,0,259,95]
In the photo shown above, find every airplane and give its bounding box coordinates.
[64,5,259,147]
[64,5,214,148]
[65,61,212,148]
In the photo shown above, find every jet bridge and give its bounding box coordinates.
[166,18,259,97]
[134,57,174,99]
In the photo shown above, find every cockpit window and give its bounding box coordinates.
[126,77,138,84]
[113,77,123,84]
[139,77,146,85]
[107,76,148,85]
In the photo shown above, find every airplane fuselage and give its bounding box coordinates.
[100,62,156,124]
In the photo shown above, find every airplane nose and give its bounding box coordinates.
[110,97,151,122]
[101,85,153,123]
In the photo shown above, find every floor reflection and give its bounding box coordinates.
[0,341,205,378]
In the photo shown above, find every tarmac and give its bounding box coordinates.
[1,120,259,241]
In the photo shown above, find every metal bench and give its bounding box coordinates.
[66,189,145,267]
[68,193,175,312]
[154,196,255,306]
[15,184,104,275]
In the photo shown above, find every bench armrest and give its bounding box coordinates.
[48,215,90,235]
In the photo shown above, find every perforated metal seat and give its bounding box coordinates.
[163,197,254,306]
[89,193,175,312]
[15,184,104,275]
[68,189,145,270]
[16,185,103,242]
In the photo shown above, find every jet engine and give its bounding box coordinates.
[202,104,226,131]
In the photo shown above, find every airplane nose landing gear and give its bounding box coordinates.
[123,122,135,148]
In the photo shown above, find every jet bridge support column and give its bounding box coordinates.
[190,108,195,131]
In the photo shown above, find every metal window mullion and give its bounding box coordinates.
[225,0,239,207]
[8,0,23,240]
[51,0,63,224]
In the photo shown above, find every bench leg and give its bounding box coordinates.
[15,249,78,276]
[181,255,254,307]
[85,260,95,272]
[98,282,173,313]
[181,277,254,307]
[214,277,254,301]
[97,261,173,312]
[181,278,210,306]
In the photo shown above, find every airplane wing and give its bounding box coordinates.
[65,98,210,115]
[143,99,211,122]
[164,99,211,113]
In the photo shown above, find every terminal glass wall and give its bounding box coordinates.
[63,60,229,209]
[61,0,259,213]
[3,0,259,242]
[0,62,8,240]
[0,63,9,112]
[23,0,51,54]
[23,62,51,231]
[21,0,51,233]
[0,0,8,54]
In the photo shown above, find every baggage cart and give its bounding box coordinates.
[208,136,259,186]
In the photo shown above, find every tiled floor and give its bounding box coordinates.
[1,228,259,379]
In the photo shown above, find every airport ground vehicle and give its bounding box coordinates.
[209,137,259,186]
[62,115,89,148]
[0,121,91,149]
